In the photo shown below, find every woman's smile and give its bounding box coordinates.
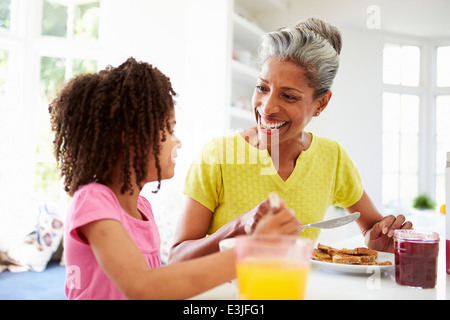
[257,113,288,135]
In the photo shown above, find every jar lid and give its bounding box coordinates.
[393,229,440,242]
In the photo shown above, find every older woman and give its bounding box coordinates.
[169,18,412,263]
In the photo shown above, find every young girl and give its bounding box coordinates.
[49,57,302,300]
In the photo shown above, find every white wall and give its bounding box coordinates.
[99,0,230,170]
[98,0,189,91]
[307,26,384,209]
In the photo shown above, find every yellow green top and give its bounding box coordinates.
[183,132,363,242]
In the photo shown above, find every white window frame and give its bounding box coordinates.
[382,35,450,211]
[432,40,450,205]
[0,0,102,205]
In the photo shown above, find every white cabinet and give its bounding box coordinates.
[226,0,288,131]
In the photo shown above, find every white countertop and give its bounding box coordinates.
[191,257,449,300]
[191,211,450,300]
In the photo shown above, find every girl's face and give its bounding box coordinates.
[252,57,330,146]
[147,110,181,181]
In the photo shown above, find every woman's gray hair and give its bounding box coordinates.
[257,18,342,99]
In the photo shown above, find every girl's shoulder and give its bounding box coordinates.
[70,182,121,219]
[73,182,116,201]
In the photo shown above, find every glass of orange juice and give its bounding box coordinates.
[235,235,313,300]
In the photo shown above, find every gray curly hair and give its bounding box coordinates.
[257,17,342,99]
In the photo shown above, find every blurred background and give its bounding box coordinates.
[0,0,449,261]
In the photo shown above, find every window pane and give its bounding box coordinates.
[0,0,11,30]
[382,93,400,133]
[435,95,450,205]
[38,56,66,159]
[382,91,419,211]
[40,56,66,101]
[383,44,401,85]
[42,0,67,37]
[382,133,399,172]
[0,48,8,160]
[399,174,418,209]
[437,46,450,87]
[382,173,399,210]
[400,46,420,86]
[73,2,100,40]
[436,95,450,136]
[400,94,419,134]
[400,134,418,173]
[0,48,8,96]
[36,56,67,202]
[383,44,420,86]
[73,58,97,76]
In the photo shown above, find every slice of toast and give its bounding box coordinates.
[317,243,377,257]
[313,249,332,262]
[338,247,378,257]
[317,243,338,254]
[331,253,376,264]
[314,243,392,266]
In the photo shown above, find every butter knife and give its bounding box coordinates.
[304,212,360,229]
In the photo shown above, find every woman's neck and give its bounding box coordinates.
[269,131,311,160]
[242,128,312,181]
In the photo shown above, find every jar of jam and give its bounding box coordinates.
[394,230,440,289]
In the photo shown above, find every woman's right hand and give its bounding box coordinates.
[241,197,304,236]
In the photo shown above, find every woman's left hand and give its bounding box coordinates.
[365,214,413,253]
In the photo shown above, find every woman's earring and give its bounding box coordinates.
[315,112,320,116]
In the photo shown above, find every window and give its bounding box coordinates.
[437,46,450,87]
[382,42,450,212]
[41,0,99,39]
[0,3,12,207]
[36,56,98,199]
[0,0,11,30]
[382,92,419,210]
[0,0,100,213]
[435,46,450,206]
[35,0,100,202]
[383,44,420,87]
[0,47,7,95]
[382,44,421,211]
[435,96,450,205]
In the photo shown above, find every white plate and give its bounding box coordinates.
[311,252,395,274]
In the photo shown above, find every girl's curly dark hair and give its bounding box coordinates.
[49,57,176,196]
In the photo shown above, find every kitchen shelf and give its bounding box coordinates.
[226,0,287,131]
[231,59,259,82]
[232,13,265,50]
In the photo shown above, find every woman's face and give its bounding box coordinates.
[252,57,330,146]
